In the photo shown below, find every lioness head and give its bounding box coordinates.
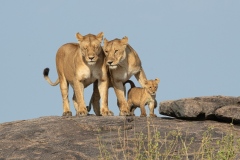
[103,37,128,69]
[144,78,160,96]
[76,32,104,65]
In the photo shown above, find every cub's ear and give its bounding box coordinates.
[121,36,128,45]
[155,78,160,84]
[76,32,84,42]
[96,32,104,42]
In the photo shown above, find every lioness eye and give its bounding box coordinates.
[114,50,118,53]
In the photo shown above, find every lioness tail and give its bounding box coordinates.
[43,68,59,86]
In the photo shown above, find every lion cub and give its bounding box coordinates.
[125,78,160,117]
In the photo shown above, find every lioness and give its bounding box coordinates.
[102,36,147,116]
[125,78,160,117]
[43,32,113,116]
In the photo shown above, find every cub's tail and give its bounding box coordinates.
[43,68,59,86]
[124,80,136,88]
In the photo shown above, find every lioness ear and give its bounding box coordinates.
[103,38,108,47]
[155,78,160,84]
[96,32,104,42]
[121,36,128,45]
[76,32,84,42]
[144,79,148,85]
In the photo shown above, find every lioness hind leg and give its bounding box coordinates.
[72,92,81,115]
[59,79,72,116]
[91,81,101,116]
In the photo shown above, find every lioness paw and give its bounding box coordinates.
[62,111,72,117]
[140,113,147,117]
[130,113,135,116]
[101,110,114,116]
[76,109,88,116]
[150,114,157,117]
[119,110,131,116]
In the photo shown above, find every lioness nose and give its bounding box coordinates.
[89,56,94,60]
[107,61,113,65]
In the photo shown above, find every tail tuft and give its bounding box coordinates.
[43,68,49,77]
[124,80,136,88]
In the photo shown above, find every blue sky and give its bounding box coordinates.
[0,1,239,123]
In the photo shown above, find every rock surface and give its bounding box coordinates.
[159,95,240,123]
[0,116,240,159]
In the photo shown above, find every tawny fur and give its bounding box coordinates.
[126,78,160,117]
[89,37,148,116]
[43,32,113,116]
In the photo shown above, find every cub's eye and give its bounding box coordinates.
[114,50,118,53]
[149,87,152,89]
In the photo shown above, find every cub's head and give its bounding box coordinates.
[76,32,104,65]
[103,36,128,69]
[144,78,160,96]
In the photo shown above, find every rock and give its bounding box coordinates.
[159,95,240,122]
[0,116,240,159]
[215,104,240,123]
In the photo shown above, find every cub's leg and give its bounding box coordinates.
[59,77,72,116]
[127,100,135,116]
[139,102,147,117]
[130,106,136,116]
[149,101,157,117]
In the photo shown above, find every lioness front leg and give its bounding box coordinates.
[113,81,130,116]
[73,80,88,116]
[98,79,114,116]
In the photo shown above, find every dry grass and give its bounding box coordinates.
[97,118,240,160]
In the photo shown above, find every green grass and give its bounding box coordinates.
[97,119,240,160]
